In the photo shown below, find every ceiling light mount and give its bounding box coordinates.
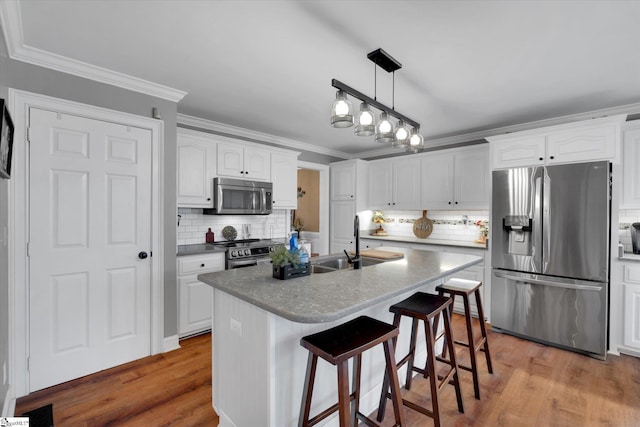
[330,48,423,152]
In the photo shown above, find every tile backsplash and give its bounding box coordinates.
[358,210,490,243]
[619,209,640,252]
[177,208,290,245]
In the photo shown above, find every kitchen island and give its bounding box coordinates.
[198,247,482,427]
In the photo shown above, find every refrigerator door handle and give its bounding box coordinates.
[494,270,603,292]
[542,171,551,273]
[532,176,543,273]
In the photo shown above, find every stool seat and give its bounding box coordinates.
[301,316,398,364]
[378,292,463,427]
[436,278,493,400]
[299,316,405,427]
[436,278,481,294]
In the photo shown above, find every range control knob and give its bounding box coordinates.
[230,250,237,257]
[269,246,274,252]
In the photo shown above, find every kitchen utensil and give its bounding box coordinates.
[413,210,433,238]
[222,225,237,241]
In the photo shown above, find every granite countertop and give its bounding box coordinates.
[177,244,227,256]
[620,252,640,262]
[361,233,488,250]
[198,247,482,324]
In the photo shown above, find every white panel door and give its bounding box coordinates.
[28,108,152,391]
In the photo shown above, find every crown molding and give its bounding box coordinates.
[177,113,353,160]
[0,0,187,102]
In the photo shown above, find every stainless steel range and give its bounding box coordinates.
[212,239,283,269]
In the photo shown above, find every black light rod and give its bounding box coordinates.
[331,78,420,129]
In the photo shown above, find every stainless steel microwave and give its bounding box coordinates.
[203,178,273,215]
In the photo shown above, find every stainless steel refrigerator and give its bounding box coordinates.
[491,161,610,359]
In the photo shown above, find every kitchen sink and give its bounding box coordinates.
[310,256,385,274]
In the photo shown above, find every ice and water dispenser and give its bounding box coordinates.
[502,215,533,255]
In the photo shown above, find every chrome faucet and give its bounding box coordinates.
[344,215,362,269]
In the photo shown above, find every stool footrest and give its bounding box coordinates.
[306,391,356,426]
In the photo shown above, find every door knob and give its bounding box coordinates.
[138,251,148,259]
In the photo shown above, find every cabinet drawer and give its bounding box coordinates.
[178,253,225,275]
[624,264,640,284]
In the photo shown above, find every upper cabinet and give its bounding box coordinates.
[330,159,368,210]
[368,157,421,210]
[177,129,216,208]
[217,142,271,181]
[421,145,490,210]
[622,125,640,209]
[271,151,299,209]
[489,115,625,169]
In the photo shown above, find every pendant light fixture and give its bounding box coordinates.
[330,48,424,152]
[330,90,354,128]
[355,102,376,136]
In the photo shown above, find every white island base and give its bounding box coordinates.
[214,283,441,427]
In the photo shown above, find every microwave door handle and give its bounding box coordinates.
[261,188,267,214]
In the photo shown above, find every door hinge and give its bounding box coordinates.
[27,356,30,371]
[26,127,30,142]
[26,242,30,257]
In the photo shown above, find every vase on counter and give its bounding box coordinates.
[206,228,215,243]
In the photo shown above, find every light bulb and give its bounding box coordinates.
[359,110,374,125]
[379,120,391,133]
[334,100,349,116]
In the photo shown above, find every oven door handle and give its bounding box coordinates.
[228,258,258,268]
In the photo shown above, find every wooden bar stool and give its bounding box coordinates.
[299,315,405,427]
[377,292,463,427]
[436,278,493,400]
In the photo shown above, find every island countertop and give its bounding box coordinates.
[198,247,482,323]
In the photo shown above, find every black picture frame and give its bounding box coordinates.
[0,98,15,179]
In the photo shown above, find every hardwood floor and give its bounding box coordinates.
[15,333,218,426]
[16,315,640,426]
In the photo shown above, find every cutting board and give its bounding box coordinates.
[413,210,433,238]
[359,249,404,260]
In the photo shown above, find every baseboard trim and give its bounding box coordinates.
[163,335,181,353]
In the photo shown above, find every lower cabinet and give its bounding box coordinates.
[622,263,640,354]
[178,252,225,337]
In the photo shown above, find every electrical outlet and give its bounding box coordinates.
[230,318,242,337]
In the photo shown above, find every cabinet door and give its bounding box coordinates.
[271,152,298,209]
[177,134,216,207]
[179,275,213,336]
[368,161,393,209]
[491,136,546,169]
[217,142,245,178]
[547,125,616,164]
[331,162,357,200]
[330,200,355,253]
[360,238,382,249]
[421,152,454,209]
[624,282,640,350]
[455,146,490,209]
[244,147,271,181]
[622,129,640,208]
[393,157,422,210]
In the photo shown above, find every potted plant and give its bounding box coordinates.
[372,211,387,236]
[270,246,310,280]
[475,220,489,244]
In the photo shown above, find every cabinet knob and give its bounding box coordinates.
[207,198,211,201]
[448,201,452,205]
[201,263,205,267]
[539,157,544,161]
[549,156,555,160]
[350,195,354,198]
[138,251,148,259]
[388,202,391,206]
[455,201,458,205]
[392,202,396,205]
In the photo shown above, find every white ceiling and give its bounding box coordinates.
[4,0,640,158]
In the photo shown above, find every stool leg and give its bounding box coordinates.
[377,313,402,422]
[424,316,441,427]
[299,353,318,427]
[383,337,406,427]
[462,294,481,400]
[351,354,362,426]
[336,360,351,427]
[443,306,464,413]
[435,290,447,360]
[475,288,493,374]
[405,318,419,388]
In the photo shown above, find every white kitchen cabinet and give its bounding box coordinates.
[368,157,421,210]
[330,159,368,207]
[621,127,640,209]
[622,262,640,354]
[330,200,356,253]
[271,151,299,209]
[217,141,270,181]
[360,238,382,249]
[421,145,490,210]
[489,115,624,169]
[178,252,225,337]
[177,130,216,208]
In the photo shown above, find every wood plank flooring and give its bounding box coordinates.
[15,315,640,426]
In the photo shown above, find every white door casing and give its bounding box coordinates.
[9,89,164,397]
[27,108,152,391]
